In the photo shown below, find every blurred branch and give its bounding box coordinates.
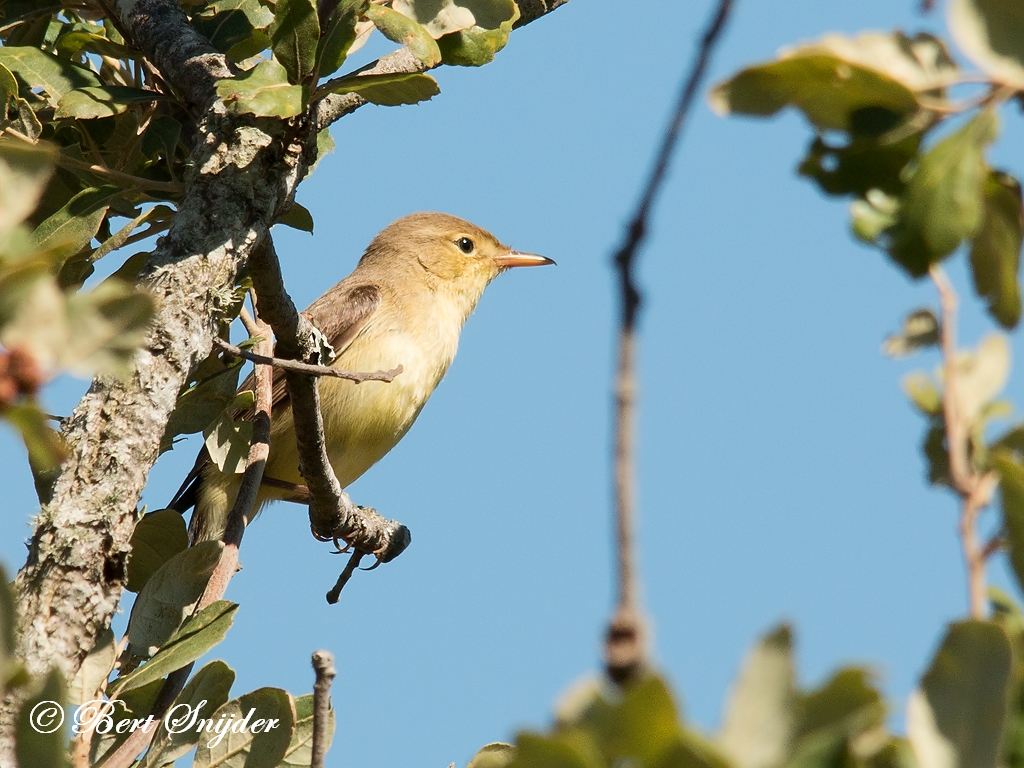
[605,0,734,685]
[248,237,411,601]
[212,337,403,384]
[311,650,337,768]
[104,303,276,768]
[930,265,994,619]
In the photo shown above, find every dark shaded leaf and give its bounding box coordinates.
[192,9,256,54]
[126,541,223,657]
[275,202,314,232]
[15,669,68,768]
[55,86,163,119]
[970,169,1023,329]
[269,0,319,82]
[799,131,921,198]
[316,0,367,77]
[0,137,56,235]
[127,509,189,593]
[995,453,1024,594]
[139,660,236,768]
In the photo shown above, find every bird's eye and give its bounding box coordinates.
[456,237,474,254]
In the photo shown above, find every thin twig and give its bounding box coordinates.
[605,0,735,685]
[213,336,403,384]
[311,650,337,768]
[930,264,991,619]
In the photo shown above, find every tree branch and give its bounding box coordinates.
[605,0,734,686]
[311,650,337,768]
[248,237,411,599]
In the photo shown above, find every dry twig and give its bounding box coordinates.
[212,336,403,384]
[605,0,735,685]
[311,650,337,768]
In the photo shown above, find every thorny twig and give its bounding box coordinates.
[605,0,735,685]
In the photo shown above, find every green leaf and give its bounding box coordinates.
[126,540,224,657]
[436,1,518,67]
[393,0,476,37]
[5,404,67,477]
[956,333,1010,425]
[508,732,601,768]
[115,600,237,697]
[30,185,120,263]
[204,408,255,474]
[883,309,940,357]
[275,202,314,232]
[468,743,517,768]
[364,4,441,67]
[54,86,163,119]
[141,114,182,162]
[15,669,69,768]
[193,687,296,768]
[888,110,997,278]
[269,0,320,82]
[317,71,439,105]
[67,628,115,706]
[851,190,900,245]
[719,625,795,768]
[88,679,165,765]
[0,63,17,110]
[949,0,1024,89]
[794,668,884,743]
[316,0,367,77]
[923,420,952,487]
[710,32,955,132]
[62,278,155,379]
[799,131,922,198]
[278,692,336,767]
[216,59,306,118]
[139,660,236,768]
[902,372,943,416]
[127,509,189,593]
[0,137,56,236]
[995,453,1024,594]
[907,621,1011,768]
[970,169,1023,329]
[165,350,245,442]
[54,30,135,60]
[0,46,100,106]
[193,9,258,54]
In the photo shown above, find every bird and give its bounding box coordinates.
[173,212,554,542]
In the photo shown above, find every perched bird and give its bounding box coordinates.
[174,212,553,542]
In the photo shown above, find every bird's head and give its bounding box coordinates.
[359,212,553,310]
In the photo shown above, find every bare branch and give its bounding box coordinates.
[605,0,734,686]
[311,650,337,768]
[212,337,403,384]
[248,237,411,597]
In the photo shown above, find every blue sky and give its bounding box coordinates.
[4,0,1024,765]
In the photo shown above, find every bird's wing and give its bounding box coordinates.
[167,283,381,512]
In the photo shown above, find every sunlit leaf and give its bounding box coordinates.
[0,46,100,106]
[437,0,518,67]
[204,407,255,474]
[30,185,119,263]
[468,743,516,768]
[216,59,306,117]
[364,4,441,67]
[719,625,795,768]
[67,628,115,706]
[278,693,336,767]
[907,621,1011,768]
[949,0,1024,89]
[317,71,439,105]
[0,137,55,237]
[883,309,940,357]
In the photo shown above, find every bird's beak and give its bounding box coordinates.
[493,251,556,269]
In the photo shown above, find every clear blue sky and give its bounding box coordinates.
[3,1,1022,765]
